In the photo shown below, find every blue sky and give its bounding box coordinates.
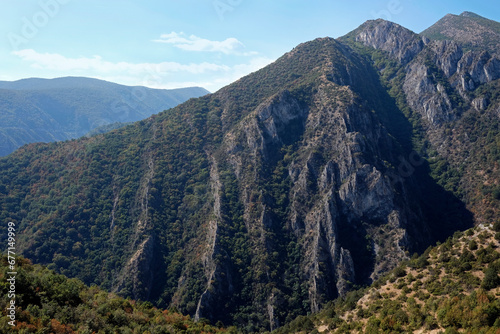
[1,0,499,92]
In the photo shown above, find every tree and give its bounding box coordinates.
[482,266,500,290]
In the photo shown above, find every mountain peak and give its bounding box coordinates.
[1,11,500,332]
[341,19,424,64]
[460,11,483,18]
[421,12,500,55]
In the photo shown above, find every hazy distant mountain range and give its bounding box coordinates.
[0,76,209,156]
[0,11,499,333]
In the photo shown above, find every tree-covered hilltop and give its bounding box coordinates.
[0,256,230,333]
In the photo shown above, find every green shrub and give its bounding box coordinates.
[482,266,500,290]
[393,265,406,278]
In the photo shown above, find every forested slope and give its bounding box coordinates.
[1,13,499,332]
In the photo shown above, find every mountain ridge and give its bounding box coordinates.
[0,76,209,95]
[346,14,500,223]
[0,12,499,332]
[0,77,209,156]
[421,11,500,55]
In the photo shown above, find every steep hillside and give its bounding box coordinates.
[421,12,500,55]
[0,77,209,156]
[275,223,500,333]
[0,37,472,332]
[0,257,229,333]
[1,12,499,332]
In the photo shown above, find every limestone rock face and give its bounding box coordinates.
[352,19,500,128]
[403,61,455,126]
[472,97,489,111]
[355,20,424,64]
[429,40,463,77]
[184,40,453,328]
[8,15,495,333]
[345,15,499,228]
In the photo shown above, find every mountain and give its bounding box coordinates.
[342,15,500,223]
[1,12,499,332]
[421,11,500,55]
[0,77,209,156]
[275,223,500,333]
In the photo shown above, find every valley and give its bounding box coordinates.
[1,10,499,333]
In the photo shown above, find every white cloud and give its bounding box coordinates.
[153,32,256,55]
[215,57,275,85]
[11,49,275,92]
[12,49,229,74]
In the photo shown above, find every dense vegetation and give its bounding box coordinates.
[0,256,230,333]
[0,38,374,331]
[1,226,498,333]
[274,223,500,333]
[1,12,499,333]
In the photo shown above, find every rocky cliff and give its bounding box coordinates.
[2,13,498,332]
[345,15,500,224]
